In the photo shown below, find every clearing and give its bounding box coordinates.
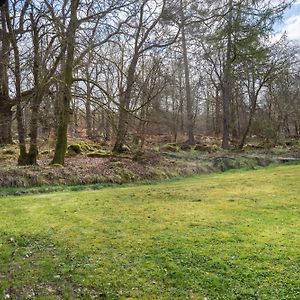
[0,164,299,299]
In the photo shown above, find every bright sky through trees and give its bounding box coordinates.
[277,0,300,42]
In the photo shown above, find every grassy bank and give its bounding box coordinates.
[0,164,299,299]
[1,144,299,189]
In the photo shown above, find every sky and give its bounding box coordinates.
[276,0,300,43]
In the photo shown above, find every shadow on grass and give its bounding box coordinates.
[0,231,106,299]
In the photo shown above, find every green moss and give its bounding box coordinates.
[80,142,95,151]
[50,163,64,168]
[194,143,219,153]
[152,146,160,152]
[116,167,136,182]
[67,144,82,156]
[178,143,192,151]
[87,150,113,158]
[160,143,179,152]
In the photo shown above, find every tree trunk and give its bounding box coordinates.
[222,0,233,150]
[294,122,299,137]
[215,87,221,135]
[0,3,13,145]
[26,13,43,165]
[52,81,73,165]
[16,102,27,165]
[85,80,92,139]
[52,0,79,165]
[180,0,195,145]
[239,95,257,149]
[27,93,42,165]
[113,57,138,153]
[0,101,13,144]
[5,1,27,164]
[113,94,130,152]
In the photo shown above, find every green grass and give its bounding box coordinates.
[0,165,299,299]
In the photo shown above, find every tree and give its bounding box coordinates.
[113,0,179,152]
[179,0,195,145]
[5,0,31,164]
[204,0,293,149]
[51,0,133,164]
[51,0,80,165]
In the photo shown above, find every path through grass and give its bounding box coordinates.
[0,165,299,299]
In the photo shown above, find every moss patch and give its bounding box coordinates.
[87,150,113,158]
[160,143,179,152]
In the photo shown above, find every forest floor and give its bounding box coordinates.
[0,136,300,191]
[0,164,299,299]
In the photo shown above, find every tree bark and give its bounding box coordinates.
[238,95,257,149]
[180,0,195,145]
[5,1,27,164]
[27,91,43,164]
[0,2,13,145]
[26,13,43,165]
[0,101,13,145]
[52,0,79,165]
[222,0,233,150]
[113,57,138,152]
[85,79,93,139]
[215,87,221,135]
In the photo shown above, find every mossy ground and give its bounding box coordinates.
[0,165,299,299]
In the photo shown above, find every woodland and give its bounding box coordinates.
[0,1,300,299]
[0,0,299,171]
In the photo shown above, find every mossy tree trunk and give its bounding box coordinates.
[52,0,79,165]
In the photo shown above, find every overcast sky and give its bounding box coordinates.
[277,0,300,42]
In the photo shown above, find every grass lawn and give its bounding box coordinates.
[0,164,299,299]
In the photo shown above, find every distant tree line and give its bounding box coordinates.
[0,0,299,165]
